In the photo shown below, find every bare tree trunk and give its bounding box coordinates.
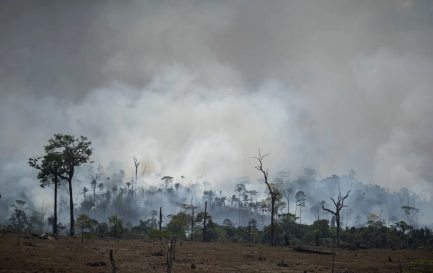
[53,178,58,235]
[159,207,162,232]
[203,201,207,242]
[299,206,302,224]
[336,215,341,247]
[133,158,139,198]
[191,206,194,241]
[238,200,241,226]
[270,196,275,245]
[68,179,74,236]
[254,150,275,246]
[331,237,335,273]
[287,198,290,214]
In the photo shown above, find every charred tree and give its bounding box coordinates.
[191,202,195,241]
[203,201,207,242]
[254,150,277,245]
[159,207,163,232]
[133,157,140,195]
[321,190,350,247]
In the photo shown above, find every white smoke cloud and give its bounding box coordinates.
[1,0,433,213]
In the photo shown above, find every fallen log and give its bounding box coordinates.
[293,247,335,255]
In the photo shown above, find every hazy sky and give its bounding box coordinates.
[1,0,433,201]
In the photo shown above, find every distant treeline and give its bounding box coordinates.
[4,199,433,250]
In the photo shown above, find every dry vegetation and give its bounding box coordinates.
[1,234,432,273]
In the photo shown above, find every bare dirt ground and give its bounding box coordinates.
[0,234,432,273]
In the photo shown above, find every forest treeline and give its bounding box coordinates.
[5,198,433,250]
[1,133,432,250]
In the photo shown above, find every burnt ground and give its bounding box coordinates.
[0,234,432,273]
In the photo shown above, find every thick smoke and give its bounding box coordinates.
[1,1,433,222]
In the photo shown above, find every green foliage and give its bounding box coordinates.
[277,213,299,243]
[336,220,433,249]
[148,229,171,239]
[28,211,45,234]
[202,220,223,241]
[295,191,306,207]
[166,212,190,238]
[131,219,158,235]
[405,259,433,273]
[108,215,124,238]
[45,134,92,168]
[308,219,329,246]
[29,152,65,187]
[223,218,233,227]
[30,133,93,236]
[76,214,98,233]
[195,211,212,224]
[8,200,29,233]
[96,222,109,237]
[263,189,286,214]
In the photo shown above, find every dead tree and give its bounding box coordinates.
[254,150,277,245]
[191,205,195,240]
[321,190,350,247]
[159,207,163,232]
[166,238,176,273]
[189,201,197,241]
[133,157,140,194]
[203,201,207,242]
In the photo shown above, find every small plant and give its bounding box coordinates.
[9,200,29,233]
[108,215,124,238]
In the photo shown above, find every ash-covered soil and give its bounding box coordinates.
[0,234,432,273]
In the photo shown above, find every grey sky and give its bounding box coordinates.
[1,0,433,201]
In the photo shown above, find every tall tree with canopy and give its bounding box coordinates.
[295,190,306,224]
[161,176,173,191]
[29,150,65,235]
[44,134,92,236]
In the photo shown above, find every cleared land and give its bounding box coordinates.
[0,234,432,273]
